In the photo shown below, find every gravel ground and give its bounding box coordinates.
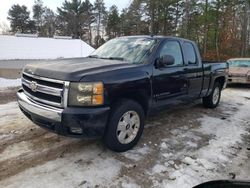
[0,87,249,188]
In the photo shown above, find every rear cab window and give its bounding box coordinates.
[183,42,197,65]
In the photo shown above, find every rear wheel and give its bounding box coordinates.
[103,99,145,152]
[203,82,222,108]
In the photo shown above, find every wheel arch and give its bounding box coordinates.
[110,89,150,116]
[214,76,226,88]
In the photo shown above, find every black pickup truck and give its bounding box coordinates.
[17,36,228,152]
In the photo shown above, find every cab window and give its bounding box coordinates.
[183,42,197,65]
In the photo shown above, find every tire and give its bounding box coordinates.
[103,99,145,152]
[202,82,222,108]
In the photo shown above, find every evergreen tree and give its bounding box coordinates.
[43,7,57,37]
[5,0,250,59]
[106,5,120,39]
[94,0,106,47]
[7,4,35,33]
[82,0,95,45]
[57,0,86,39]
[33,0,45,34]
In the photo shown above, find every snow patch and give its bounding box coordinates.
[152,164,168,174]
[1,149,122,188]
[120,177,140,188]
[165,168,204,188]
[196,158,215,170]
[197,115,246,162]
[182,157,196,166]
[160,142,168,149]
[0,78,21,89]
[186,141,198,148]
[152,88,250,188]
[123,146,150,161]
[162,152,173,159]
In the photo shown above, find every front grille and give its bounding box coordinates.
[23,74,63,89]
[22,72,68,108]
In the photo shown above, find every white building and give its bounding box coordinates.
[0,35,95,60]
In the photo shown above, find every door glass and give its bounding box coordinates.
[183,42,197,64]
[159,41,183,66]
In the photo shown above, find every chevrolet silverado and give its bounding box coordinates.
[17,36,228,152]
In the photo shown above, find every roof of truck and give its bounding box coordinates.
[118,35,195,43]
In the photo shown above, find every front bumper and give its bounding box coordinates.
[17,89,110,138]
[228,76,250,84]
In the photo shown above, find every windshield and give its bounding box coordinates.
[90,37,158,64]
[228,60,250,67]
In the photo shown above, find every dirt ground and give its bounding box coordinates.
[0,87,19,105]
[0,60,47,79]
[0,69,22,79]
[0,86,249,188]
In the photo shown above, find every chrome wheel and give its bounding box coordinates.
[212,87,220,105]
[116,111,140,144]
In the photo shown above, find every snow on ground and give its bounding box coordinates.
[0,87,249,188]
[0,78,21,89]
[150,88,250,188]
[122,145,150,161]
[1,149,122,188]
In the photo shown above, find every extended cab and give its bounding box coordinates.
[17,36,228,152]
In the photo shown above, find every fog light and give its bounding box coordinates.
[70,127,83,134]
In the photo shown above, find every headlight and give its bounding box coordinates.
[68,82,104,106]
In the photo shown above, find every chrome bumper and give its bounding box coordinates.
[17,90,63,122]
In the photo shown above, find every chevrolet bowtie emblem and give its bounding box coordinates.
[30,81,38,92]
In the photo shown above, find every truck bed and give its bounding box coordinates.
[201,61,229,97]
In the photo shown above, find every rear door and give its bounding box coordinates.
[182,42,203,99]
[152,40,188,107]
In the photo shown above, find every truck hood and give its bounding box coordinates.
[23,58,136,81]
[229,67,250,76]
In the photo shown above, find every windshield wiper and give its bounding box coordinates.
[89,55,124,61]
[101,57,124,61]
[88,55,99,58]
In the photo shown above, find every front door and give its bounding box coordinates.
[152,40,188,107]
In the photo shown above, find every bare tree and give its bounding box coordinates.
[0,22,11,35]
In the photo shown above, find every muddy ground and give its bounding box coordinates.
[0,86,249,188]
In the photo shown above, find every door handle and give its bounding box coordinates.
[173,75,185,79]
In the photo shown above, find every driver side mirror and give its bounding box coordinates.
[155,55,175,68]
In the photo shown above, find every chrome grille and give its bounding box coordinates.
[22,72,68,108]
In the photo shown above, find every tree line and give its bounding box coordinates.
[6,0,250,60]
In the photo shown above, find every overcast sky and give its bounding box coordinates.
[0,0,131,26]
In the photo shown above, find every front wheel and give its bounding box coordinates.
[202,82,222,108]
[103,99,145,152]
